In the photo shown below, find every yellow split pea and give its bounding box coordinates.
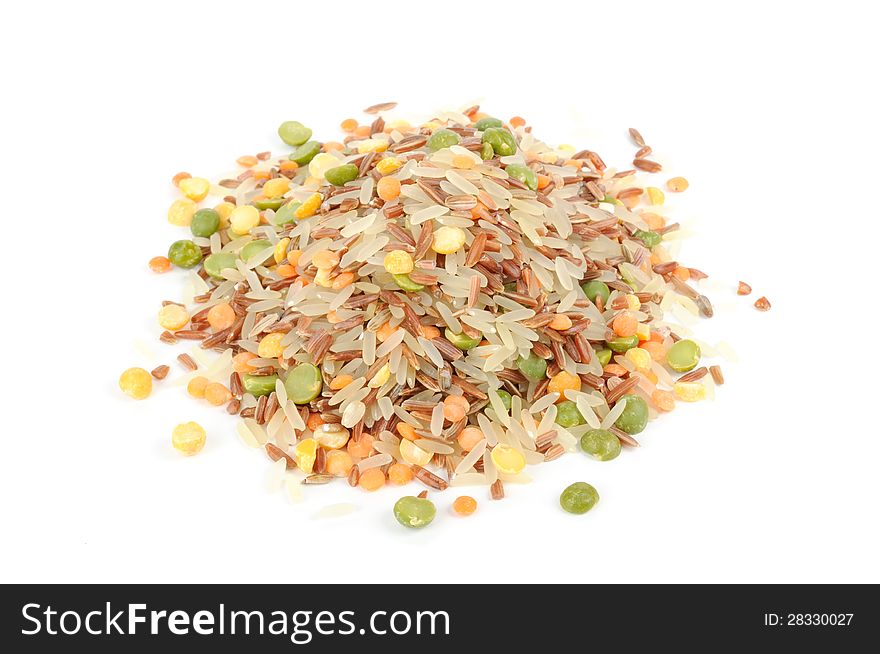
[399,439,432,466]
[295,193,322,219]
[258,333,285,358]
[375,157,402,175]
[262,177,290,198]
[119,367,152,400]
[431,226,467,254]
[179,177,210,202]
[158,304,190,331]
[229,205,260,234]
[308,153,341,180]
[383,250,414,275]
[490,444,526,474]
[172,421,206,455]
[167,199,197,227]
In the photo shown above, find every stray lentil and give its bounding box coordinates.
[119,367,152,400]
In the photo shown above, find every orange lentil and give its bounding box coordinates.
[652,389,676,412]
[536,174,552,190]
[612,313,638,337]
[325,311,344,324]
[641,340,668,362]
[603,363,629,377]
[204,382,231,406]
[172,172,191,187]
[276,264,297,278]
[307,412,325,432]
[279,160,299,172]
[420,325,441,340]
[387,463,414,485]
[286,249,302,267]
[187,376,209,399]
[323,141,344,152]
[509,116,526,127]
[563,158,583,169]
[358,468,385,491]
[376,321,398,342]
[347,433,374,459]
[232,352,258,374]
[396,423,418,442]
[452,495,478,516]
[325,450,354,477]
[236,155,258,168]
[470,201,488,220]
[442,395,470,422]
[252,169,271,181]
[672,266,691,281]
[667,177,689,192]
[642,212,666,231]
[329,375,354,391]
[340,118,358,132]
[331,271,356,290]
[376,176,401,201]
[207,302,236,331]
[549,314,572,330]
[354,125,372,138]
[149,256,172,273]
[457,426,484,452]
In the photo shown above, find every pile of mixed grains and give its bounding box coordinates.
[120,104,741,526]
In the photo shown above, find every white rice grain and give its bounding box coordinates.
[537,404,557,435]
[445,170,480,195]
[600,396,628,429]
[358,177,374,205]
[450,473,487,487]
[378,395,394,420]
[430,403,444,436]
[376,328,406,358]
[357,453,393,471]
[528,392,559,414]
[341,400,366,428]
[575,396,601,429]
[455,440,487,474]
[329,377,366,406]
[414,439,454,455]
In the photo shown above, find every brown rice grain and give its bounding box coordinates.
[266,443,296,470]
[150,365,170,380]
[177,353,198,371]
[363,101,397,114]
[633,159,662,173]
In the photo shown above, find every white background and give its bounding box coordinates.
[2,0,878,584]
